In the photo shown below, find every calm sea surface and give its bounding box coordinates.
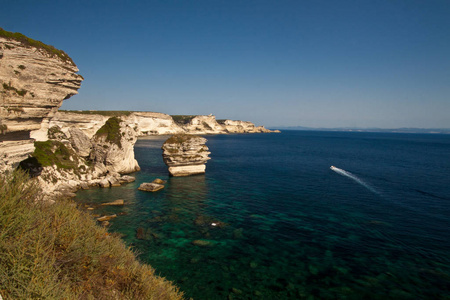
[74,131,450,299]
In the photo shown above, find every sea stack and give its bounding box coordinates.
[162,134,211,176]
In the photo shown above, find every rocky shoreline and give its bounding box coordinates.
[1,29,279,199]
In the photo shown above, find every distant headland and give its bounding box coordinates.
[276,126,450,134]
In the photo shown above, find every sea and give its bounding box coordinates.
[74,131,450,299]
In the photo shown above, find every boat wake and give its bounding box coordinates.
[330,166,379,195]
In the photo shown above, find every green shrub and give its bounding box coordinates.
[0,170,183,299]
[33,140,78,169]
[171,115,196,125]
[18,65,26,70]
[2,82,28,97]
[95,117,123,148]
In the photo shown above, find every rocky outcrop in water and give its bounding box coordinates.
[0,29,83,171]
[162,135,211,176]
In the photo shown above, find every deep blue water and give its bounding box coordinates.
[75,131,450,299]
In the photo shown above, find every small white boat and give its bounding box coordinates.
[330,165,337,170]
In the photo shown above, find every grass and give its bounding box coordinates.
[0,170,184,299]
[94,117,123,148]
[0,27,75,65]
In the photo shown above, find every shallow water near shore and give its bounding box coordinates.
[74,131,450,299]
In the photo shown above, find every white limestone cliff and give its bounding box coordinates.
[45,111,278,138]
[32,117,140,198]
[0,33,82,171]
[89,117,140,174]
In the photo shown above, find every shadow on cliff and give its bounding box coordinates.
[17,157,43,177]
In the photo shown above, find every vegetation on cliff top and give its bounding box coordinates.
[0,170,183,299]
[0,27,75,65]
[94,116,123,148]
[60,110,133,117]
[164,134,197,145]
[171,115,196,125]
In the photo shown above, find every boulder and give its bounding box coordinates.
[107,176,121,187]
[138,182,164,192]
[97,214,117,222]
[152,178,165,184]
[99,178,110,188]
[119,175,135,183]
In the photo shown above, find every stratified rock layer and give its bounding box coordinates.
[45,111,277,139]
[0,32,82,171]
[89,117,140,174]
[162,135,211,176]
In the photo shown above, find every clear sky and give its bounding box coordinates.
[2,0,449,128]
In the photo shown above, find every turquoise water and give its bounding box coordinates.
[74,131,450,299]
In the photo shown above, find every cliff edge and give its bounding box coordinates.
[0,28,83,171]
[46,111,278,138]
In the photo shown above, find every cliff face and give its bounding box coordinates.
[0,31,82,171]
[45,111,277,138]
[162,135,211,176]
[220,119,274,133]
[44,111,185,139]
[31,117,140,198]
[89,117,140,174]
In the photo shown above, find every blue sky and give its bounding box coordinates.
[2,0,449,128]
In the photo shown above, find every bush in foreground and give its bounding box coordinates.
[0,170,183,299]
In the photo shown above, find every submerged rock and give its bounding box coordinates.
[136,227,161,240]
[152,178,165,184]
[119,175,135,183]
[97,214,117,222]
[192,239,213,247]
[138,182,164,192]
[162,134,211,176]
[100,199,124,206]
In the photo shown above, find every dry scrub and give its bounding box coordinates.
[0,170,183,299]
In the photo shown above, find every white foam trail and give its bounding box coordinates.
[330,166,379,194]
